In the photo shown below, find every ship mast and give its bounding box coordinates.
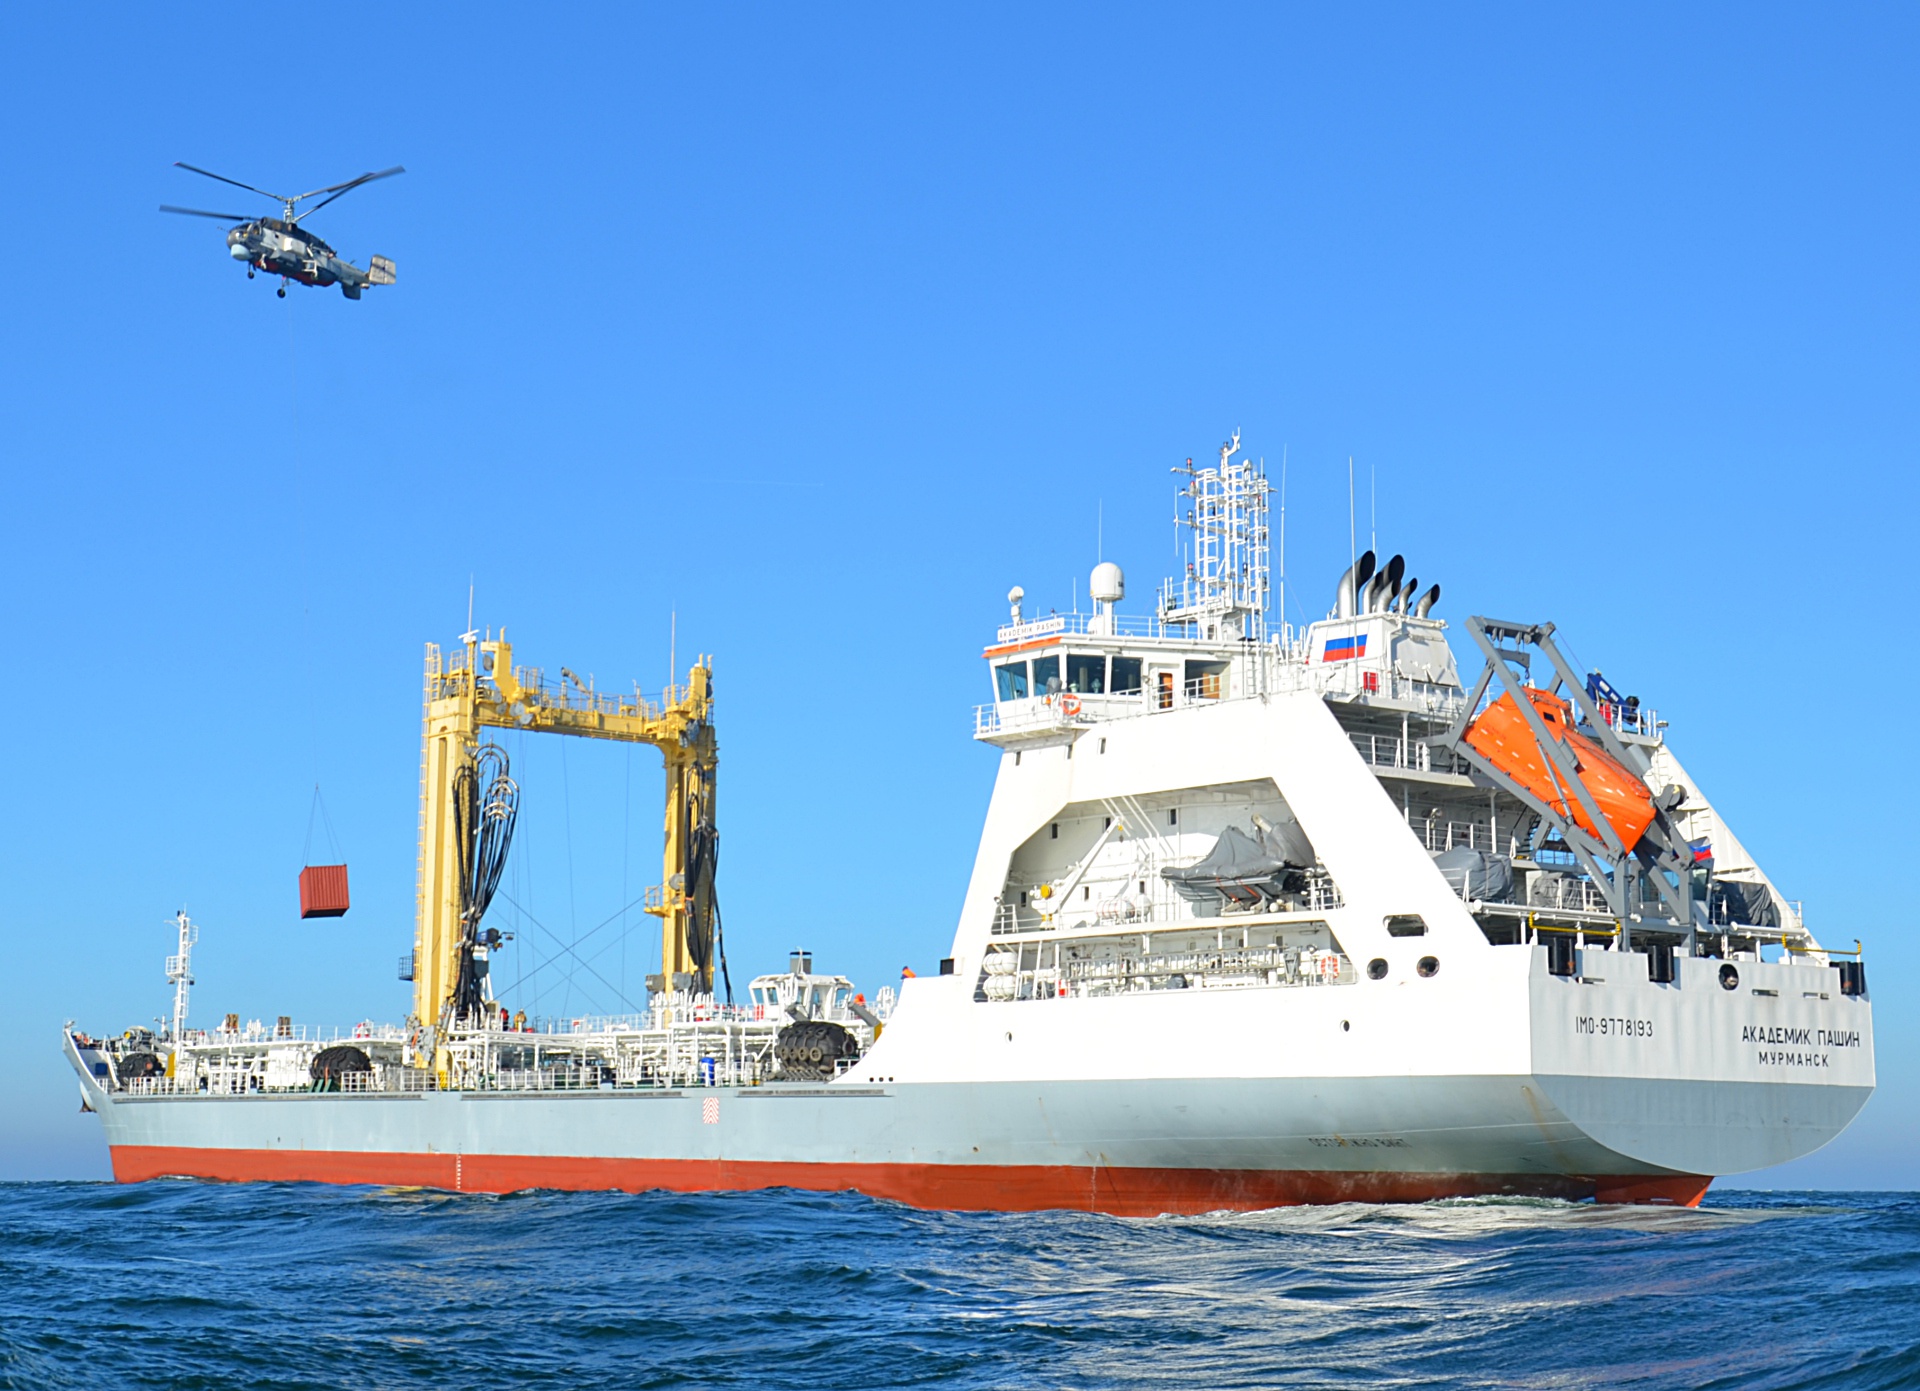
[1159,429,1272,643]
[166,911,197,1046]
[412,631,719,1061]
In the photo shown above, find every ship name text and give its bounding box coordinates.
[1740,1025,1861,1048]
[1744,1024,1862,1070]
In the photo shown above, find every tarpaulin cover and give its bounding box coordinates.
[1161,823,1315,907]
[1710,879,1779,929]
[1431,847,1514,903]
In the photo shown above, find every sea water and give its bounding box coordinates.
[2,1183,1915,1389]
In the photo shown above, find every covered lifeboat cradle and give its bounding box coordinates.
[1461,687,1657,851]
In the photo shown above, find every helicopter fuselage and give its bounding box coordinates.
[223,219,393,299]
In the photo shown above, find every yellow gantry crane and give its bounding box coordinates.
[410,631,718,1052]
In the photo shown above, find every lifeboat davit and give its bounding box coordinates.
[1462,688,1657,853]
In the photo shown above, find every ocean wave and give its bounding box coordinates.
[1,1184,1914,1389]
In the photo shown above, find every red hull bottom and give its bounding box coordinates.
[110,1146,1710,1213]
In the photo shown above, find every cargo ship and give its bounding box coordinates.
[66,434,1874,1213]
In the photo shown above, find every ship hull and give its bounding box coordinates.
[105,1144,1710,1212]
[89,1071,1852,1214]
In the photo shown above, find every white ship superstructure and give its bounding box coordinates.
[67,433,1873,1212]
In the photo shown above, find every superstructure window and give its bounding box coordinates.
[996,662,1030,700]
[1066,654,1106,694]
[1032,654,1061,695]
[1185,660,1227,700]
[1110,656,1142,694]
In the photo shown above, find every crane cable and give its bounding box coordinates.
[302,784,344,866]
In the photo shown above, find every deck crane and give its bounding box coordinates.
[410,631,718,1069]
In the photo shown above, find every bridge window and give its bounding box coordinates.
[1032,654,1061,695]
[1066,654,1105,694]
[1110,656,1142,694]
[996,661,1030,700]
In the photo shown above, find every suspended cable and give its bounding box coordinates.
[302,783,344,865]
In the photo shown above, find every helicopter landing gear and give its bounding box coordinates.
[247,270,255,279]
[276,284,287,299]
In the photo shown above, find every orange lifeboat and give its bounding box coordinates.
[1462,688,1656,852]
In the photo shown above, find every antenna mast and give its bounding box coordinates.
[1158,430,1271,641]
[1278,446,1288,641]
[166,911,197,1045]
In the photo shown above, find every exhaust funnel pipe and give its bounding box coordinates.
[1395,578,1418,614]
[1414,583,1440,618]
[1366,554,1405,613]
[1379,555,1404,611]
[1333,550,1376,619]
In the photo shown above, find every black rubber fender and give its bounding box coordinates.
[310,1044,373,1088]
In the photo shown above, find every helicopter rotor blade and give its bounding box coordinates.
[159,204,254,221]
[291,166,406,220]
[172,162,287,204]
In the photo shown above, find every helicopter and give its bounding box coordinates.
[160,162,403,299]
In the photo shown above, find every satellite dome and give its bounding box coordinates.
[1090,562,1125,604]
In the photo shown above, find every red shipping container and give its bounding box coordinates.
[300,864,351,919]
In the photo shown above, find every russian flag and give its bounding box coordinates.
[1322,634,1367,663]
[1690,838,1714,869]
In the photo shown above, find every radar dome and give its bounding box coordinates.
[1090,562,1125,604]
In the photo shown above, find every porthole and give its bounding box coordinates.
[1417,956,1439,978]
[1367,958,1388,981]
[1341,1020,1351,1032]
[1719,963,1740,991]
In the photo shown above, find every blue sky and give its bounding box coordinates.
[2,5,1914,1187]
